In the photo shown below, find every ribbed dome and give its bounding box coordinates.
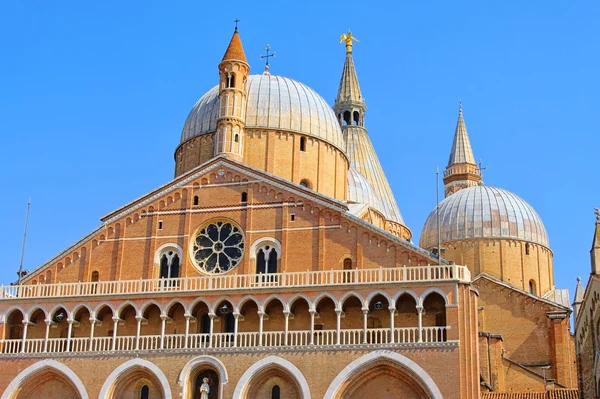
[420,186,549,249]
[347,166,382,211]
[180,74,345,151]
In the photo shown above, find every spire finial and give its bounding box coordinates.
[459,100,462,115]
[233,18,240,32]
[260,44,275,74]
[340,30,359,53]
[595,208,600,224]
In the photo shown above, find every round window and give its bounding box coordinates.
[191,220,244,274]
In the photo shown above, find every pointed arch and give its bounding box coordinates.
[287,293,312,311]
[235,295,260,313]
[26,305,48,321]
[98,358,171,399]
[339,291,366,309]
[0,359,89,399]
[392,289,420,305]
[323,350,443,399]
[262,294,289,312]
[420,288,449,307]
[313,292,339,311]
[164,299,187,316]
[365,290,392,307]
[233,355,311,399]
[93,302,116,319]
[188,297,212,315]
[178,356,228,399]
[140,300,165,317]
[2,306,26,321]
[116,301,140,318]
[48,304,71,319]
[70,304,93,319]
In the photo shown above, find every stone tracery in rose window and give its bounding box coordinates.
[191,220,244,274]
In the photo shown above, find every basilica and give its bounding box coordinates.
[0,27,579,399]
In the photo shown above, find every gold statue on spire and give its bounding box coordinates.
[340,31,359,53]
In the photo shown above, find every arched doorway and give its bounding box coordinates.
[1,360,89,399]
[323,351,443,399]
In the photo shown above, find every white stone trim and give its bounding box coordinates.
[232,355,311,399]
[153,243,184,266]
[178,356,228,399]
[249,237,282,260]
[420,287,449,307]
[101,235,189,243]
[246,225,341,234]
[0,359,89,399]
[98,358,172,399]
[322,350,443,399]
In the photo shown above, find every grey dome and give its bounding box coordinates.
[180,74,345,152]
[420,186,549,249]
[347,166,383,212]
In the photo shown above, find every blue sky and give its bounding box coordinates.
[1,1,598,302]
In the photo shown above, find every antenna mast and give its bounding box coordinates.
[17,199,31,285]
[436,167,441,264]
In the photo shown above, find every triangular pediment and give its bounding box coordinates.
[20,155,441,284]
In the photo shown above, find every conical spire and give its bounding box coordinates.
[447,102,476,167]
[222,30,247,64]
[442,102,482,197]
[573,277,584,319]
[335,51,364,105]
[591,208,600,275]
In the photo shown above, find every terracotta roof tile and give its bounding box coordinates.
[481,390,579,399]
[222,30,247,63]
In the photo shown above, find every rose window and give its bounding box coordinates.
[191,220,244,273]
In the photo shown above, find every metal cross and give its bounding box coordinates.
[260,44,276,72]
[233,18,240,31]
[478,159,487,179]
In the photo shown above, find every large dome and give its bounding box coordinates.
[420,186,549,249]
[347,166,383,211]
[180,74,345,151]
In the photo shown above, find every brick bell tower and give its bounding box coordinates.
[215,26,249,161]
[443,102,483,197]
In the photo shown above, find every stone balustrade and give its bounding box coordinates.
[0,326,451,356]
[0,265,470,300]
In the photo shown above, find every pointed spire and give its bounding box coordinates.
[335,52,364,105]
[222,29,247,64]
[573,277,584,319]
[591,208,600,275]
[442,102,482,197]
[447,101,476,167]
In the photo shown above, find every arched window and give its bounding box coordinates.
[230,74,235,88]
[256,245,278,283]
[159,251,180,279]
[91,271,99,282]
[300,136,307,152]
[241,192,248,203]
[529,279,536,295]
[353,111,360,126]
[234,134,239,143]
[194,196,199,206]
[272,385,281,399]
[140,385,149,399]
[525,243,530,255]
[300,179,312,189]
[343,258,353,283]
[343,111,351,126]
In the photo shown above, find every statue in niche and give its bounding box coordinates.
[200,378,210,399]
[194,369,219,399]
